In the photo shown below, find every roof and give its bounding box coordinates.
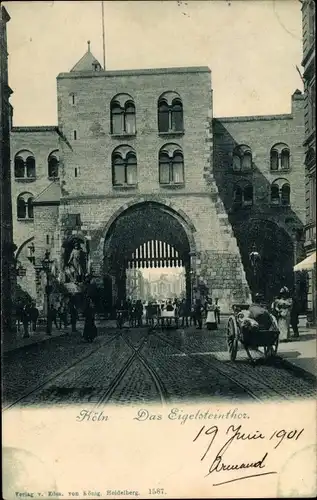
[70,43,103,72]
[12,126,58,133]
[33,182,60,205]
[58,66,211,80]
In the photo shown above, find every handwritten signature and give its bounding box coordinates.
[193,424,304,486]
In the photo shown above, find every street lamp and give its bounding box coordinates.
[249,244,261,298]
[42,249,53,335]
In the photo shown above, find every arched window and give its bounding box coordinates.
[158,92,184,133]
[271,185,280,205]
[281,183,290,206]
[158,101,169,133]
[233,185,243,204]
[270,149,279,171]
[171,99,183,132]
[48,150,59,178]
[112,145,137,186]
[243,184,253,205]
[232,145,252,172]
[233,154,241,172]
[159,144,184,185]
[14,150,36,179]
[17,193,34,220]
[14,156,24,178]
[233,182,253,208]
[125,101,136,135]
[110,94,136,135]
[270,143,290,171]
[270,179,290,206]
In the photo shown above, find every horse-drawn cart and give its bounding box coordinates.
[226,304,279,363]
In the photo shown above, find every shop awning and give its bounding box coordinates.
[294,252,316,271]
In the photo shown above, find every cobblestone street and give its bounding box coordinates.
[2,320,316,410]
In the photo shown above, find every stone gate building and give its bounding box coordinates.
[11,45,306,313]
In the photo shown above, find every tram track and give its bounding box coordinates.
[150,329,293,402]
[2,332,122,412]
[95,331,168,406]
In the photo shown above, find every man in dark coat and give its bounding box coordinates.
[29,302,39,332]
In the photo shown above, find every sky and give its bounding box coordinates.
[4,0,304,126]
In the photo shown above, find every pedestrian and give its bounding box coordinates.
[179,298,189,328]
[69,301,78,333]
[194,298,203,330]
[273,287,293,342]
[136,299,143,327]
[22,303,31,338]
[29,302,39,332]
[58,302,68,330]
[290,295,300,339]
[49,305,59,329]
[83,298,98,342]
[214,298,221,324]
[205,297,217,330]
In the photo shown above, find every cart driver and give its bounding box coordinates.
[237,294,277,334]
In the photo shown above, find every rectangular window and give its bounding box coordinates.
[46,235,50,245]
[126,165,137,185]
[74,130,77,140]
[112,114,123,135]
[172,162,184,183]
[114,164,126,185]
[74,168,78,177]
[159,164,170,184]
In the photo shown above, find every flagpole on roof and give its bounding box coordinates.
[101,1,106,70]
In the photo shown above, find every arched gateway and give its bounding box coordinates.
[102,201,196,306]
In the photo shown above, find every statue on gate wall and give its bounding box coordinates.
[63,238,89,284]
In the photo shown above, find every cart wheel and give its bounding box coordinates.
[263,345,273,359]
[227,317,238,361]
[272,338,279,356]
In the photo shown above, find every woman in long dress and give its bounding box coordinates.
[205,297,217,331]
[83,298,97,342]
[273,287,293,342]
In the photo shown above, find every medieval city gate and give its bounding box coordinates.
[102,202,195,307]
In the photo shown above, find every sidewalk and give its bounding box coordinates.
[2,324,78,354]
[277,326,317,378]
[2,318,118,354]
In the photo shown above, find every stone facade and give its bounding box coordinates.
[213,91,307,302]
[1,5,15,338]
[11,127,59,301]
[11,46,308,312]
[301,0,316,324]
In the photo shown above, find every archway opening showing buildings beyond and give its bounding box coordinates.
[233,219,295,302]
[103,202,193,308]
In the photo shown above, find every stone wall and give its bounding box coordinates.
[11,127,59,249]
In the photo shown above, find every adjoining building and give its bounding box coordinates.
[1,4,15,338]
[11,43,307,313]
[298,0,316,325]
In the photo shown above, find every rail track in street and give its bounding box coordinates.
[2,332,123,411]
[2,324,315,410]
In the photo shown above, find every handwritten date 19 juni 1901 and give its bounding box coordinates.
[193,424,304,485]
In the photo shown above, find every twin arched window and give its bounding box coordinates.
[158,92,184,133]
[17,192,34,219]
[112,145,137,186]
[14,151,36,179]
[270,144,290,171]
[233,182,253,208]
[48,150,59,178]
[14,150,60,179]
[159,143,184,185]
[270,179,290,206]
[232,145,252,172]
[110,94,136,135]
